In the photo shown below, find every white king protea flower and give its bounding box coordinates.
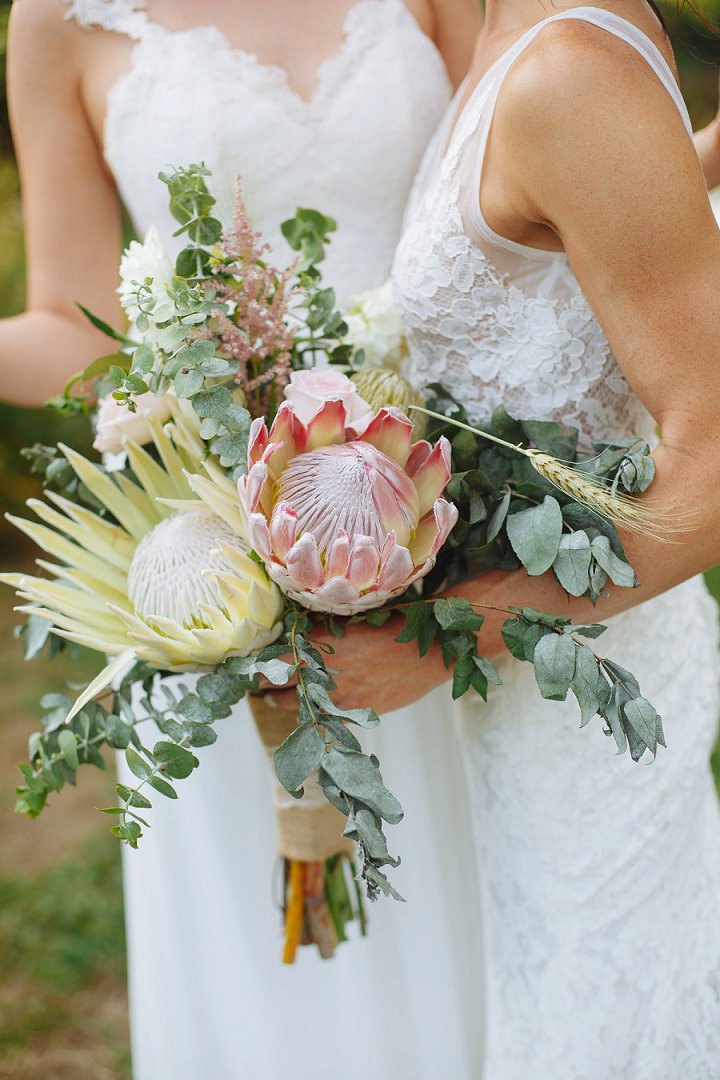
[0,414,284,719]
[193,400,458,616]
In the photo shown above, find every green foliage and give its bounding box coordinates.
[421,389,651,607]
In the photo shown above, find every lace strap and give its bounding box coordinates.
[63,0,148,39]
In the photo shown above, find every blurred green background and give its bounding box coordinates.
[0,1,717,1077]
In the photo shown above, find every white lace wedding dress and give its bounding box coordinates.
[62,2,484,1078]
[393,8,720,1078]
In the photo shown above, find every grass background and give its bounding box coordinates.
[0,2,717,1077]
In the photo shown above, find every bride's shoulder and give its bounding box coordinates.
[496,15,682,148]
[11,0,144,35]
[9,0,82,58]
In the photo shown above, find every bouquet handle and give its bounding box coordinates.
[248,695,362,962]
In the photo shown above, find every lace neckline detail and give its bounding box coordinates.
[63,0,416,107]
[63,0,147,39]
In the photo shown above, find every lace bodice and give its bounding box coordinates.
[63,0,452,306]
[392,7,693,445]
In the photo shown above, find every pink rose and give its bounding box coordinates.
[93,392,174,454]
[283,369,373,429]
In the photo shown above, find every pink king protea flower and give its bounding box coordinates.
[239,400,458,615]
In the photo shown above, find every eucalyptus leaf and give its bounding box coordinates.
[149,775,178,799]
[152,741,196,780]
[125,747,151,782]
[274,724,325,792]
[603,687,628,754]
[622,697,659,756]
[254,659,296,685]
[474,655,503,686]
[57,729,79,771]
[178,695,214,724]
[570,645,611,727]
[191,385,232,418]
[307,683,379,728]
[603,659,641,699]
[506,496,563,576]
[552,532,592,596]
[533,632,576,701]
[174,368,205,398]
[501,618,549,663]
[590,535,637,588]
[433,596,485,633]
[486,488,511,543]
[322,749,403,824]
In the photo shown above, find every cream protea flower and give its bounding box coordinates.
[0,416,284,718]
[192,400,458,616]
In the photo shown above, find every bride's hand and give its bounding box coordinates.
[267,613,450,715]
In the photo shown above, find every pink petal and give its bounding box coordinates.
[306,399,348,451]
[269,502,298,561]
[405,440,433,478]
[348,535,381,591]
[249,513,272,559]
[368,465,416,548]
[313,577,361,610]
[285,533,325,589]
[410,437,453,517]
[409,499,459,564]
[248,418,270,467]
[244,462,271,516]
[357,408,413,467]
[378,541,414,592]
[268,402,307,456]
[380,531,397,564]
[262,440,297,484]
[326,530,350,578]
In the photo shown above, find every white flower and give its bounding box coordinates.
[344,280,409,372]
[93,391,174,454]
[283,369,373,429]
[117,225,174,322]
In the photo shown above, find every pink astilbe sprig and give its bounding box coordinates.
[210,181,298,413]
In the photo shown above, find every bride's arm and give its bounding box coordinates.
[306,25,720,713]
[2,0,123,407]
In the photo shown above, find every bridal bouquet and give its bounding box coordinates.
[4,164,664,961]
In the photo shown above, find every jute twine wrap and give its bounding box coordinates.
[249,695,354,862]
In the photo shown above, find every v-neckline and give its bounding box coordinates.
[141,0,387,108]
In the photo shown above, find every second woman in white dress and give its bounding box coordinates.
[5,1,483,1077]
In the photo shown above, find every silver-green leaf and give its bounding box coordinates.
[322,748,404,824]
[274,724,325,793]
[506,496,563,576]
[590,535,637,588]
[622,696,659,756]
[533,632,576,700]
[570,645,610,726]
[552,531,592,596]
